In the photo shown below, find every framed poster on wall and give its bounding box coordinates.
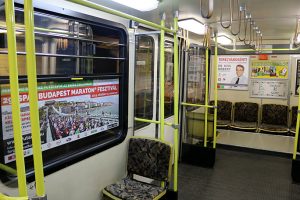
[251,60,289,79]
[217,55,250,90]
[250,79,288,99]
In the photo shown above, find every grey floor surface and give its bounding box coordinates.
[178,149,300,200]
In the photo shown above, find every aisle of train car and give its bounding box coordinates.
[178,148,300,200]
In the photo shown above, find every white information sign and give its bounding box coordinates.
[250,79,288,99]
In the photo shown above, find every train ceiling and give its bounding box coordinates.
[92,0,300,44]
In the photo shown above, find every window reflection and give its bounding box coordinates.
[134,36,154,129]
[164,41,174,118]
[186,46,206,111]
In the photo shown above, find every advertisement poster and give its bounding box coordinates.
[251,60,289,79]
[1,79,119,164]
[217,55,249,90]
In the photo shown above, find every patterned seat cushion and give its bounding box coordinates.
[127,138,171,181]
[231,121,257,129]
[261,104,288,126]
[260,123,289,132]
[234,102,259,122]
[209,100,232,121]
[104,177,165,200]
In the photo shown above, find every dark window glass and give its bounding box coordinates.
[164,41,174,118]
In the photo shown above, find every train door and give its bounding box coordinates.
[134,33,158,138]
[179,44,215,166]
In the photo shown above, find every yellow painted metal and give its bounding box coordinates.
[67,0,175,33]
[173,15,179,192]
[160,18,165,140]
[0,193,28,200]
[24,0,45,196]
[181,102,214,108]
[71,77,84,81]
[293,98,300,159]
[164,122,172,127]
[4,0,28,196]
[134,117,160,124]
[213,37,218,149]
[0,164,17,175]
[204,48,209,147]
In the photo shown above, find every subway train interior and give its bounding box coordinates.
[1,0,300,199]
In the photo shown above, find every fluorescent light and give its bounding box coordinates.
[110,0,159,11]
[178,18,205,35]
[217,35,233,45]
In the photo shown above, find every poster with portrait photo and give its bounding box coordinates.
[217,55,250,90]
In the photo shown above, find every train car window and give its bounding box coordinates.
[0,6,127,182]
[186,46,206,111]
[134,35,154,129]
[165,41,174,118]
[0,8,124,76]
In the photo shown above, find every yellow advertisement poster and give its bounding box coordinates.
[251,60,289,79]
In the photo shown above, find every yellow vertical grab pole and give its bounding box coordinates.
[160,14,165,141]
[213,36,218,149]
[24,0,45,196]
[204,48,209,147]
[4,0,28,196]
[173,12,179,192]
[293,93,300,159]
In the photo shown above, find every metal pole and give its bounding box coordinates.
[160,15,165,140]
[173,13,179,192]
[213,37,218,148]
[24,0,46,196]
[4,0,28,196]
[204,48,209,147]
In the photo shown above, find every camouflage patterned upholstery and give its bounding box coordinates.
[231,102,259,130]
[104,177,164,200]
[290,106,298,135]
[103,138,172,200]
[209,100,232,127]
[260,104,289,132]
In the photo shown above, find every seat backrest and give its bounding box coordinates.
[209,100,232,121]
[186,111,214,139]
[234,102,259,122]
[291,106,298,128]
[261,104,288,126]
[127,137,172,182]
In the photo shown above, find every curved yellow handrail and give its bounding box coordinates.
[0,193,28,200]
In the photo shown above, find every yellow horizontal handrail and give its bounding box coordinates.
[135,117,160,124]
[0,164,17,175]
[0,193,28,200]
[217,44,300,52]
[181,102,214,108]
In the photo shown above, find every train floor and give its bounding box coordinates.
[178,148,300,200]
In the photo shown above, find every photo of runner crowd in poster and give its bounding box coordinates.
[251,60,289,79]
[1,79,119,164]
[217,55,250,90]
